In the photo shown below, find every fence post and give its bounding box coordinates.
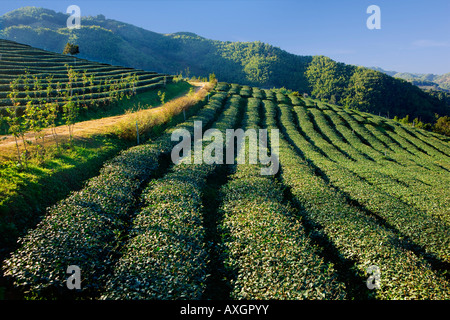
[136,121,140,145]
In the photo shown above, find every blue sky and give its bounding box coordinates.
[1,0,449,74]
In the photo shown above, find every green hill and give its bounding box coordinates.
[2,82,450,300]
[1,6,449,124]
[0,38,172,113]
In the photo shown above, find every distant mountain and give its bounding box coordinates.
[369,67,450,92]
[368,67,397,77]
[1,6,449,123]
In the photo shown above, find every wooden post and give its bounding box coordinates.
[136,121,140,145]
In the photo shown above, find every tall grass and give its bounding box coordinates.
[114,83,214,141]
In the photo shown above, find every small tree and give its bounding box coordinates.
[434,116,450,137]
[4,107,25,166]
[184,67,190,79]
[209,73,217,84]
[63,43,80,65]
[7,77,29,162]
[46,102,59,148]
[62,99,79,146]
[158,90,166,104]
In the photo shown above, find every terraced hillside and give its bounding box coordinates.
[2,82,450,300]
[0,39,172,113]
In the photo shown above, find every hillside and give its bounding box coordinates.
[2,82,450,300]
[1,7,449,124]
[0,38,173,115]
[0,38,205,266]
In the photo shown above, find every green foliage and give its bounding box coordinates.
[264,95,450,299]
[157,90,165,105]
[2,82,450,300]
[2,7,448,126]
[219,97,347,299]
[434,115,450,136]
[3,88,221,298]
[306,56,350,103]
[208,73,216,84]
[306,61,449,124]
[102,92,231,299]
[62,42,79,56]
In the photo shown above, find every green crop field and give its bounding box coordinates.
[0,39,173,122]
[1,74,449,300]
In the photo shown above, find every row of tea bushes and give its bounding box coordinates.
[290,104,450,262]
[266,99,450,299]
[218,97,347,299]
[2,89,228,297]
[101,95,244,299]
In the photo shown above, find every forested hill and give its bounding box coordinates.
[1,6,449,123]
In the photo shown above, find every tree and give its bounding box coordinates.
[209,73,217,84]
[433,116,450,136]
[63,42,80,65]
[63,42,80,56]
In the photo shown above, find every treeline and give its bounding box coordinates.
[305,56,450,129]
[2,7,450,130]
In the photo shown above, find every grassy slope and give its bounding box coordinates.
[0,80,193,254]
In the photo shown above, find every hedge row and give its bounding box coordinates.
[266,100,450,299]
[101,93,243,299]
[218,96,347,299]
[307,105,450,235]
[2,90,217,297]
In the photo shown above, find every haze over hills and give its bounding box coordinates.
[1,6,449,124]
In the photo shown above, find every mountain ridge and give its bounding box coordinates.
[1,6,449,124]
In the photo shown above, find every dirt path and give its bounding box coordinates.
[0,81,207,160]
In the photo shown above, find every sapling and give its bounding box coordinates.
[158,90,166,105]
[7,77,29,161]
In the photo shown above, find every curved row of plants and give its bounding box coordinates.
[289,103,450,261]
[346,110,448,171]
[264,99,450,299]
[306,104,450,226]
[308,100,449,197]
[1,89,225,298]
[331,107,442,173]
[101,93,243,299]
[319,106,440,184]
[217,95,347,299]
[0,71,171,109]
